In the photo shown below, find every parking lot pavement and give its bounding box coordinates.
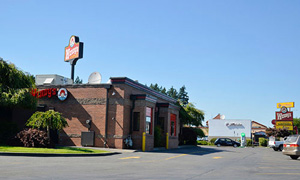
[1,146,299,180]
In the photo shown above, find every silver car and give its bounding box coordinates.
[282,135,300,160]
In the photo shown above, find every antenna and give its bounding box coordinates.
[88,72,102,84]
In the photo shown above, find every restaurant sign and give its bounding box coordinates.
[277,102,294,108]
[275,111,293,121]
[64,36,83,62]
[31,88,68,101]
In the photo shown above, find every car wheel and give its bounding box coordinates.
[290,155,299,160]
[279,145,283,151]
[273,147,278,151]
[233,144,237,148]
[217,144,221,147]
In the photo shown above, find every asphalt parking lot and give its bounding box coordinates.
[1,146,299,180]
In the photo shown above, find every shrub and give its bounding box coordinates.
[259,137,268,147]
[9,128,54,148]
[210,138,217,144]
[154,126,163,147]
[246,139,253,147]
[197,140,208,145]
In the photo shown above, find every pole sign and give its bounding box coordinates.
[275,104,294,130]
[277,102,294,108]
[64,36,83,62]
[275,111,293,121]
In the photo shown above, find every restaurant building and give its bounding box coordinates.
[34,76,180,151]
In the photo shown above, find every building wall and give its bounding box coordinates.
[36,79,180,150]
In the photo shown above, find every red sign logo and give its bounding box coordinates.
[31,88,57,98]
[276,111,293,121]
[64,36,83,62]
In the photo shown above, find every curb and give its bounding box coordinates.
[0,152,120,157]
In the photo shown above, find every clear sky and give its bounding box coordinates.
[1,0,299,127]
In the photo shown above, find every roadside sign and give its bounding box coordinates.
[271,119,276,125]
[277,102,294,108]
[276,125,293,130]
[276,111,293,121]
[276,121,293,126]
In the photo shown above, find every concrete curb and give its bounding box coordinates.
[0,152,120,157]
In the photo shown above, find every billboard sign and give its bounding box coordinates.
[64,36,83,62]
[277,102,294,108]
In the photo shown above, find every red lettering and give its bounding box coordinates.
[52,88,57,96]
[48,89,52,98]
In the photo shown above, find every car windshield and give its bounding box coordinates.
[285,135,299,143]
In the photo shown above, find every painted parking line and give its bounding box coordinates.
[119,156,141,160]
[165,154,188,160]
[213,156,223,159]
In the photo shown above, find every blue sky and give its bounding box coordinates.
[1,0,299,127]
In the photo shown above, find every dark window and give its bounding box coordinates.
[133,112,140,131]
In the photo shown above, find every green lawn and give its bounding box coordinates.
[0,146,110,154]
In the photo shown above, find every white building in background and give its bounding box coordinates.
[208,119,252,141]
[35,74,73,85]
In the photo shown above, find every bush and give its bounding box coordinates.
[259,137,268,147]
[9,128,54,148]
[179,127,197,145]
[210,138,217,144]
[154,126,163,147]
[246,139,253,147]
[0,122,19,145]
[197,140,208,145]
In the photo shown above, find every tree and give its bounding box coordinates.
[167,86,178,99]
[293,118,300,133]
[266,127,291,137]
[178,85,189,107]
[0,58,37,109]
[26,110,68,139]
[74,76,83,84]
[183,103,205,127]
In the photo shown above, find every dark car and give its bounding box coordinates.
[214,138,240,147]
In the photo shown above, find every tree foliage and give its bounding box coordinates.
[183,103,204,127]
[0,58,37,109]
[74,76,83,84]
[26,110,68,130]
[148,83,203,127]
[266,127,291,137]
[293,117,300,132]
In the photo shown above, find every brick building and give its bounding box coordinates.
[35,77,180,151]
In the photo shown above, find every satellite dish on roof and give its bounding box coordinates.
[88,72,102,84]
[220,115,225,119]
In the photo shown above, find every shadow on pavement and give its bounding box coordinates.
[145,146,229,156]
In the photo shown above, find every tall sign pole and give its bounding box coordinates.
[64,36,84,83]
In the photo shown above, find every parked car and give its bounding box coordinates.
[282,135,300,160]
[214,138,240,147]
[268,136,286,151]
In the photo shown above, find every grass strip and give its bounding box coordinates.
[0,146,110,154]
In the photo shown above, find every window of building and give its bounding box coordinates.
[146,107,153,134]
[133,112,140,131]
[170,113,176,136]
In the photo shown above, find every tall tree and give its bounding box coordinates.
[167,86,178,99]
[178,85,189,106]
[74,76,83,84]
[293,118,300,133]
[0,58,37,109]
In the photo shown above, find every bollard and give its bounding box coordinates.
[166,133,169,149]
[142,132,146,152]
